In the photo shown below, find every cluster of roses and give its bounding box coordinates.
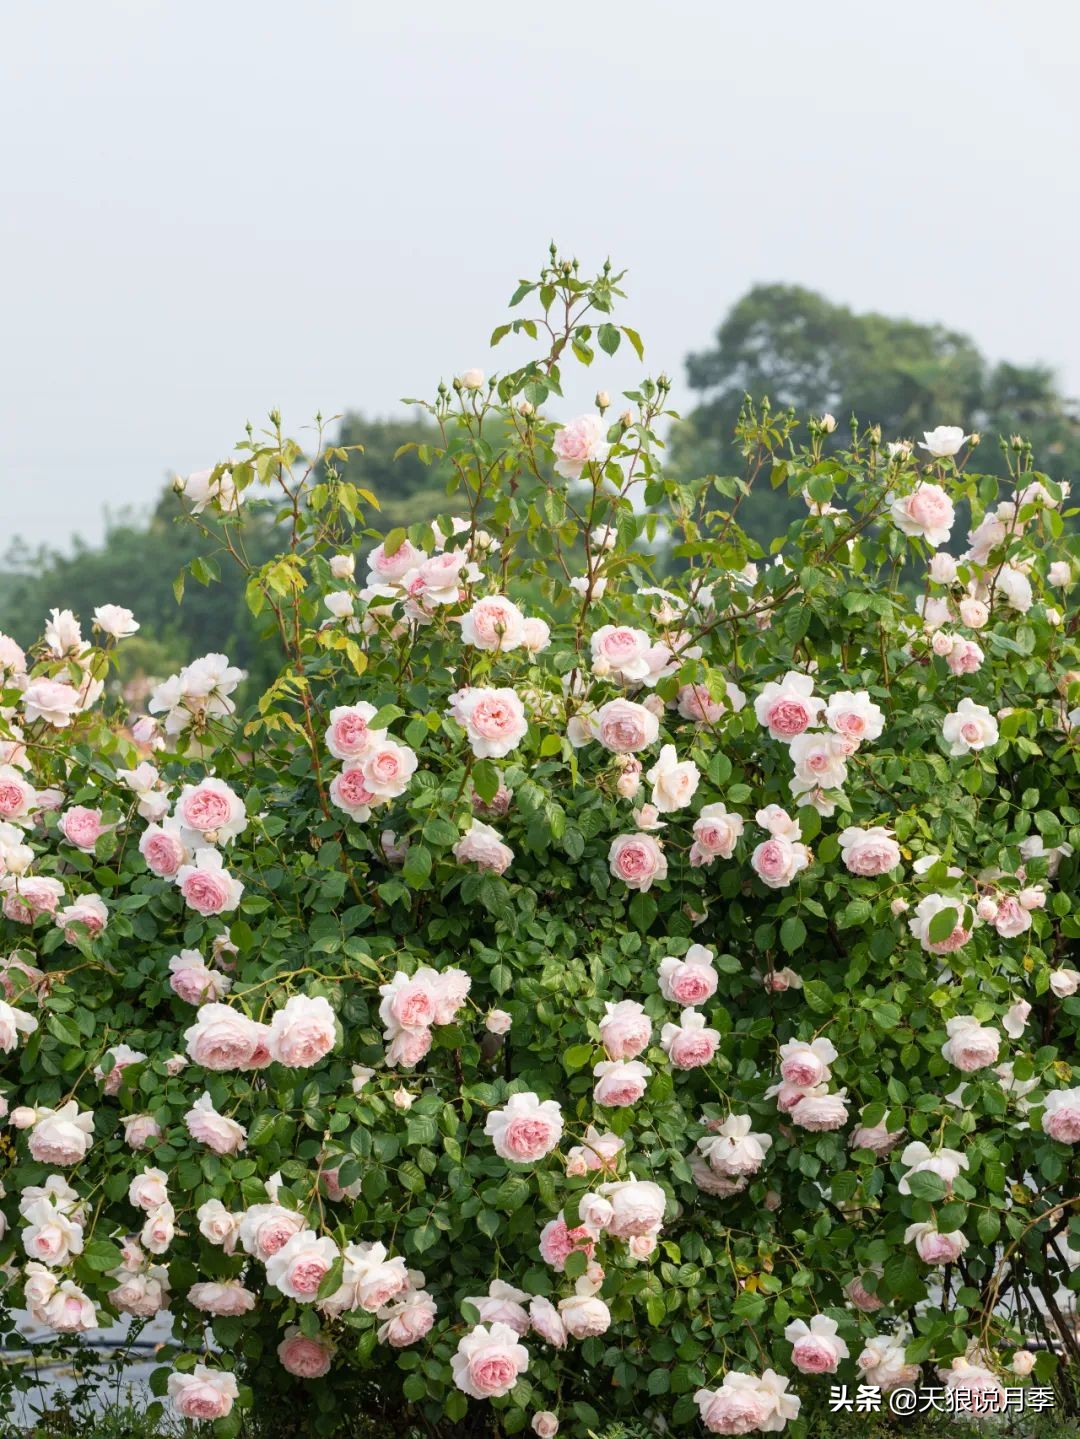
[377,965,472,1068]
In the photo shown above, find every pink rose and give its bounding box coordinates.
[167,1365,238,1421]
[778,1038,837,1088]
[325,703,384,760]
[594,699,659,754]
[59,806,106,851]
[278,1327,334,1378]
[608,832,667,891]
[22,679,81,728]
[176,849,243,916]
[941,1016,1000,1072]
[485,1092,563,1163]
[660,1010,719,1069]
[552,414,606,480]
[238,1204,305,1261]
[184,1003,266,1070]
[592,1059,650,1108]
[907,1223,967,1265]
[185,1093,247,1154]
[385,1026,433,1069]
[451,1322,530,1398]
[891,483,955,547]
[447,686,528,759]
[691,805,744,862]
[838,826,901,877]
[377,1290,437,1347]
[176,778,247,843]
[330,765,378,821]
[1044,1088,1080,1143]
[460,595,525,651]
[454,819,514,874]
[751,835,809,888]
[188,1280,256,1317]
[599,1000,651,1060]
[268,994,337,1068]
[367,537,422,583]
[538,1214,595,1271]
[139,821,188,877]
[658,945,718,1006]
[785,1316,848,1374]
[754,671,824,740]
[265,1230,339,1301]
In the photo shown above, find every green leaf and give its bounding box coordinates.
[927,905,959,944]
[472,759,500,804]
[780,916,806,954]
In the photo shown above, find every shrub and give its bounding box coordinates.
[1,249,1079,1439]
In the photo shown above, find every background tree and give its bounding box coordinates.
[672,284,1080,544]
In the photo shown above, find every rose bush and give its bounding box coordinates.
[1,247,1080,1437]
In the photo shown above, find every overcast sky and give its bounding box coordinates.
[3,0,1078,552]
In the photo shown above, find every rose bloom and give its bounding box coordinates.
[859,1334,920,1392]
[691,805,744,862]
[659,944,718,1006]
[593,1059,651,1108]
[460,595,525,651]
[138,819,188,877]
[906,1222,968,1265]
[41,1280,98,1334]
[838,826,901,877]
[698,1116,772,1178]
[452,1321,530,1399]
[520,617,551,653]
[0,874,65,924]
[378,1286,438,1347]
[176,778,247,843]
[176,848,244,916]
[379,970,438,1034]
[21,1200,83,1265]
[993,895,1031,938]
[238,1203,305,1261]
[122,1113,163,1150]
[185,1092,247,1154]
[785,1315,849,1374]
[0,999,37,1054]
[599,999,652,1060]
[898,1141,968,1195]
[188,1280,256,1317]
[754,671,824,741]
[791,1086,849,1131]
[942,697,999,756]
[589,624,653,682]
[559,1288,611,1339]
[946,638,984,675]
[597,1177,666,1238]
[21,678,82,728]
[447,686,528,759]
[361,739,418,799]
[920,425,970,458]
[185,1003,266,1070]
[1051,968,1080,999]
[366,536,422,583]
[779,1038,837,1088]
[141,1202,176,1254]
[28,1102,95,1165]
[464,1279,531,1336]
[532,1413,559,1439]
[325,702,385,760]
[268,993,337,1068]
[552,413,607,480]
[59,806,106,851]
[169,950,231,1005]
[846,1274,884,1312]
[454,819,514,874]
[537,1213,595,1272]
[908,893,972,954]
[938,1357,1006,1417]
[661,1009,719,1070]
[608,832,667,891]
[593,698,659,754]
[128,1167,169,1211]
[941,1015,1000,1072]
[56,893,109,942]
[646,744,700,813]
[891,482,955,547]
[529,1295,568,1348]
[167,1365,238,1422]
[266,1229,339,1301]
[565,1125,624,1177]
[110,1269,169,1317]
[278,1326,335,1377]
[485,1091,563,1163]
[751,835,809,889]
[1044,1087,1080,1143]
[695,1370,800,1436]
